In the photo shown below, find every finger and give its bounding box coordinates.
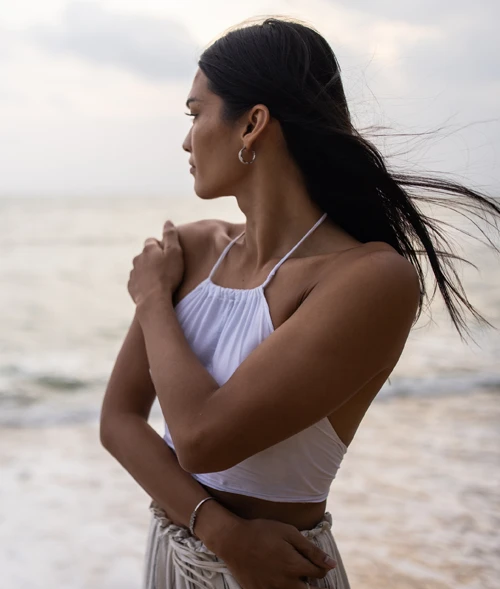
[288,531,337,572]
[143,237,161,249]
[286,548,330,580]
[162,219,178,244]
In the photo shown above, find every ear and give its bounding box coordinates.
[242,103,270,142]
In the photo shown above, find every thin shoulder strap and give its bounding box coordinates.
[261,212,328,289]
[208,230,246,280]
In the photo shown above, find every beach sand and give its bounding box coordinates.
[1,389,498,589]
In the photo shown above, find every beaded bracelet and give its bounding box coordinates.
[189,496,217,536]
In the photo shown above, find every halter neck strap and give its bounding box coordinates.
[208,212,328,288]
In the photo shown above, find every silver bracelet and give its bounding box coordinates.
[189,496,217,536]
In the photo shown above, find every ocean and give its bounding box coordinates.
[1,194,499,427]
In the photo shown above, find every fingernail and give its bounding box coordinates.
[323,555,337,568]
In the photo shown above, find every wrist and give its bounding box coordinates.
[193,498,245,556]
[136,289,172,321]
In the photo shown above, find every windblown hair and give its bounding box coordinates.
[198,16,500,342]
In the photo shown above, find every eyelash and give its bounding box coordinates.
[184,112,197,119]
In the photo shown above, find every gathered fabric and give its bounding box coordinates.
[142,499,351,589]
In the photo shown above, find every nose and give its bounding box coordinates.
[182,129,191,155]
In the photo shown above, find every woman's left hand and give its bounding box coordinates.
[128,219,185,309]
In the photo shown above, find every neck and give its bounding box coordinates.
[232,162,332,271]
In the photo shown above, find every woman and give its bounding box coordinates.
[100,16,500,589]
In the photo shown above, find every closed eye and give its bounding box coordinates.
[184,112,197,119]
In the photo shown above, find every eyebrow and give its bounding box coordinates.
[185,97,202,108]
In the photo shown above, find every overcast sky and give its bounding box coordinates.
[1,0,498,197]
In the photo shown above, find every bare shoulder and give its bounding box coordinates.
[328,239,419,280]
[317,239,421,324]
[357,241,420,290]
[175,218,226,257]
[176,217,222,243]
[284,240,422,388]
[173,219,229,300]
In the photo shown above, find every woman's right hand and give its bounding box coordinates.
[215,517,337,589]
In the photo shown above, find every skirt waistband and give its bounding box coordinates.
[147,500,338,589]
[149,499,333,555]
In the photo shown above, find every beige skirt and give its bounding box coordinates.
[142,499,351,589]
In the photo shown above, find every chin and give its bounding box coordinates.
[194,184,232,200]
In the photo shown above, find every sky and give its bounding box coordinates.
[0,0,498,198]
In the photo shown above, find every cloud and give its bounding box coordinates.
[30,1,201,81]
[330,0,499,24]
[2,0,497,196]
[404,24,499,88]
[317,0,500,109]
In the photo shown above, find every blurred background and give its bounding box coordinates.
[1,1,499,588]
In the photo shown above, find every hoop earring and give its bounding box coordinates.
[238,146,256,164]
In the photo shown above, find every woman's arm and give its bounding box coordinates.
[100,312,335,587]
[99,312,241,554]
[101,414,242,551]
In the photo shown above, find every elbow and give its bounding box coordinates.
[178,435,229,474]
[99,416,114,449]
[99,412,123,450]
[176,435,209,474]
[176,444,202,474]
[179,456,208,475]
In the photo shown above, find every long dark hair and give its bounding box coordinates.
[198,16,500,343]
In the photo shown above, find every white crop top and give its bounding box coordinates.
[162,212,348,503]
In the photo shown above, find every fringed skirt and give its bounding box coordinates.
[142,499,351,589]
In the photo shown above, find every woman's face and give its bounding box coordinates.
[182,68,250,199]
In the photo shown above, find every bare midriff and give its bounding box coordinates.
[197,483,328,531]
